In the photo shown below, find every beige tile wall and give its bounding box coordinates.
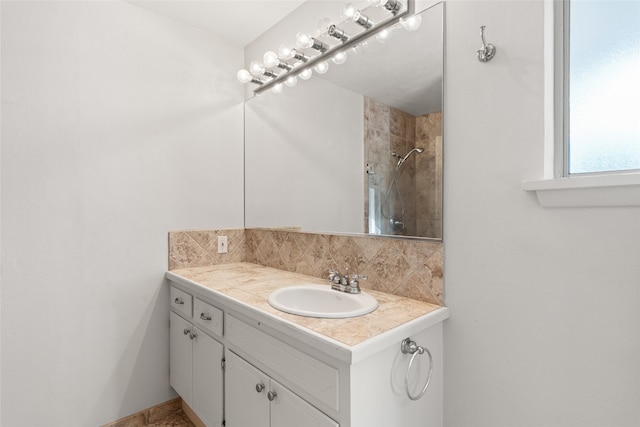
[168,228,443,306]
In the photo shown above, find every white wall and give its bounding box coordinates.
[0,2,244,425]
[443,1,640,426]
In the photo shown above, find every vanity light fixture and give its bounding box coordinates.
[352,10,374,29]
[296,32,329,53]
[372,0,403,15]
[328,25,350,43]
[238,0,417,94]
[237,69,264,85]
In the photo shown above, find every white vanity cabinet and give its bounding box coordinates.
[169,287,224,427]
[166,266,448,427]
[225,350,338,427]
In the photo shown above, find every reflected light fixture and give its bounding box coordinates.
[285,75,298,87]
[376,28,391,43]
[299,68,313,80]
[313,61,329,74]
[264,51,293,71]
[400,14,422,31]
[249,61,277,78]
[332,51,347,65]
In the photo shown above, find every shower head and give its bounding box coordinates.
[396,147,425,168]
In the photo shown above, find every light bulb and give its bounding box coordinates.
[296,32,313,49]
[279,44,293,59]
[263,51,279,68]
[299,68,312,80]
[237,69,252,83]
[332,51,347,65]
[313,61,329,74]
[341,3,356,19]
[376,28,391,43]
[400,14,422,31]
[271,83,283,94]
[249,61,264,75]
[285,75,298,87]
[317,17,331,35]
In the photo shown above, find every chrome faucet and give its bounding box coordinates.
[328,268,367,294]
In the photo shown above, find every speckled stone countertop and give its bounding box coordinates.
[167,262,445,348]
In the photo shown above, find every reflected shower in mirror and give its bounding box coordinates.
[244,1,443,239]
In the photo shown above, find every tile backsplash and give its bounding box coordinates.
[168,228,443,306]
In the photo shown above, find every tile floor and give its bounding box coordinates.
[102,399,196,427]
[148,409,194,427]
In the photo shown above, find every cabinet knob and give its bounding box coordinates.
[174,297,184,305]
[183,328,190,335]
[255,383,265,393]
[200,312,212,321]
[267,391,277,401]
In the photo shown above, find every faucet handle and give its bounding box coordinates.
[347,273,367,294]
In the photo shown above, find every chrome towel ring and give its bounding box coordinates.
[401,337,433,401]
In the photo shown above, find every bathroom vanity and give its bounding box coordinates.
[166,262,449,427]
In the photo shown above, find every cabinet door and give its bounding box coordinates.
[170,312,193,404]
[225,351,270,427]
[270,380,339,427]
[192,328,224,427]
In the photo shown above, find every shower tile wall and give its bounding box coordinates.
[364,97,442,239]
[168,228,443,306]
[416,112,443,238]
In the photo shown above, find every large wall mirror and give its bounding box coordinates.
[244,1,443,240]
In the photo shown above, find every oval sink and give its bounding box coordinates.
[268,284,378,318]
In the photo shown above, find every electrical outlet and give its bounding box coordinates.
[217,236,228,254]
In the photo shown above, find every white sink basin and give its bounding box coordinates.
[268,284,378,318]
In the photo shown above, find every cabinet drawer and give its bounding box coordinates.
[226,314,339,412]
[171,286,193,319]
[194,298,223,339]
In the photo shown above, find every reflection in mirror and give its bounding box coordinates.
[245,2,443,239]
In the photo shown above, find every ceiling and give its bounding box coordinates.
[126,0,306,46]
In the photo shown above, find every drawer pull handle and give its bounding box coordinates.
[174,297,184,305]
[267,391,277,401]
[255,383,265,393]
[200,313,212,321]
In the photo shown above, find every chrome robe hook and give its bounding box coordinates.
[476,25,496,62]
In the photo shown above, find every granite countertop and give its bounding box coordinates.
[166,262,446,348]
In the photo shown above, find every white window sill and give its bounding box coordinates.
[522,172,640,208]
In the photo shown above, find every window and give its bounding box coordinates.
[566,0,640,175]
[522,0,640,207]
